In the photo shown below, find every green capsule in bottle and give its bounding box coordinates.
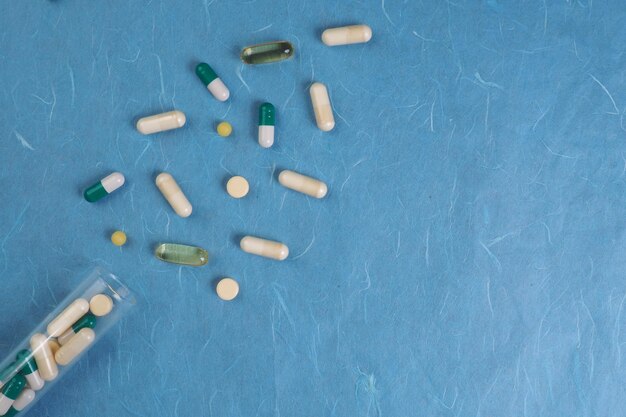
[154,243,209,266]
[240,41,294,65]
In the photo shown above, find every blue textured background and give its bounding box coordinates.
[1,0,625,415]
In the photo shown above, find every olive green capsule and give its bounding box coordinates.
[240,41,294,65]
[154,243,209,266]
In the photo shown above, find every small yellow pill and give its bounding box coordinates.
[217,121,233,137]
[111,231,127,246]
[216,278,239,301]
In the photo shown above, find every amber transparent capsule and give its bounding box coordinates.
[240,41,294,65]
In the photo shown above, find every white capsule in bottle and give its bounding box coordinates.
[54,328,96,366]
[46,298,89,337]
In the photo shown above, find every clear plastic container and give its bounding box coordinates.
[0,267,135,416]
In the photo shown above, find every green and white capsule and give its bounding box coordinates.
[258,103,275,148]
[4,388,35,417]
[195,63,229,102]
[15,351,43,391]
[4,388,34,417]
[84,172,125,203]
[0,374,25,415]
[58,313,97,345]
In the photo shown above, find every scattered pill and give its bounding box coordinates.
[54,328,95,366]
[0,374,25,415]
[5,387,35,417]
[278,170,328,198]
[90,294,113,317]
[310,82,335,131]
[47,298,89,338]
[322,24,372,46]
[241,41,294,64]
[226,176,249,198]
[58,313,97,345]
[195,63,230,101]
[240,236,289,261]
[29,334,58,381]
[136,110,186,135]
[217,121,233,137]
[258,102,275,148]
[155,243,209,266]
[216,278,239,301]
[111,230,127,246]
[155,172,192,218]
[15,350,44,391]
[83,172,125,203]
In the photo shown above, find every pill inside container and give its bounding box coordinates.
[0,267,135,416]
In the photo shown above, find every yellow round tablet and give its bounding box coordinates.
[226,176,249,198]
[216,278,239,301]
[217,121,233,137]
[90,294,114,316]
[111,231,127,246]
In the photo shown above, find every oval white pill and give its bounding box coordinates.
[278,170,327,198]
[136,110,186,135]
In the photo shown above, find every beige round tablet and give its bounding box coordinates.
[89,294,113,316]
[216,278,239,301]
[226,176,249,198]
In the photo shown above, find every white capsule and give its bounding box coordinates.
[136,110,186,135]
[46,298,89,337]
[278,170,328,198]
[101,172,125,193]
[29,334,58,381]
[155,173,192,218]
[258,125,275,148]
[208,78,230,102]
[24,371,44,391]
[12,388,35,411]
[54,328,96,366]
[310,83,335,131]
[0,394,13,415]
[322,25,372,46]
[240,236,289,261]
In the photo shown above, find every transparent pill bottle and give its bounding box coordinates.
[0,267,135,416]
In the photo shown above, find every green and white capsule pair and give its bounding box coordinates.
[258,103,275,148]
[16,350,44,391]
[58,313,97,345]
[195,63,230,102]
[3,388,35,417]
[84,172,125,203]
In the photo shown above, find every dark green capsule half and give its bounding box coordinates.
[259,103,275,126]
[195,63,218,86]
[154,243,209,266]
[84,182,107,202]
[2,374,25,400]
[241,41,294,65]
[15,351,36,375]
[4,407,18,417]
[73,313,97,332]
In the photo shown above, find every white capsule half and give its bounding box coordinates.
[55,328,96,366]
[12,388,35,411]
[24,371,44,391]
[240,236,289,261]
[322,25,372,46]
[208,78,230,102]
[101,172,125,193]
[155,173,192,218]
[136,110,186,135]
[310,83,335,131]
[30,334,58,381]
[46,298,89,337]
[278,170,328,198]
[258,125,275,148]
[0,394,13,415]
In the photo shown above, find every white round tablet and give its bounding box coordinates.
[226,176,249,198]
[216,278,239,301]
[90,294,113,316]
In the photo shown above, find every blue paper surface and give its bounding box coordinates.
[1,0,625,415]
